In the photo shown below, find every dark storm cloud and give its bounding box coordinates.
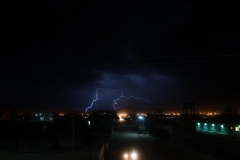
[1,0,240,111]
[73,71,179,111]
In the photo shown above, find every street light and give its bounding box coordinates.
[138,116,145,127]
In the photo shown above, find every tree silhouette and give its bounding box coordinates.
[149,128,170,141]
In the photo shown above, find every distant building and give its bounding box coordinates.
[196,115,240,135]
[222,108,238,115]
[38,113,54,121]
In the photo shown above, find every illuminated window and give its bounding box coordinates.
[49,118,53,121]
[35,114,38,116]
[235,127,239,131]
[88,121,90,125]
[40,117,44,121]
[231,127,233,129]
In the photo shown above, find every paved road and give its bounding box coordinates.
[107,124,164,160]
[106,120,218,160]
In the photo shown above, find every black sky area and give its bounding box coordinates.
[1,0,240,111]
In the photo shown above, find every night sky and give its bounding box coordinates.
[1,0,240,111]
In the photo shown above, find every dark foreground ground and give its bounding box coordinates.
[106,120,220,160]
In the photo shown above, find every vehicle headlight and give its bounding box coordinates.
[124,153,128,158]
[131,152,137,159]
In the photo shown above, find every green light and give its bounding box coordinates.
[197,123,200,125]
[204,123,207,125]
[221,125,224,127]
[212,124,215,126]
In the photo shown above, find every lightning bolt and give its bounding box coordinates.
[86,88,150,112]
[85,88,118,112]
[113,90,150,110]
[85,88,100,112]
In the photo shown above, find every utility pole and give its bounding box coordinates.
[160,109,162,129]
[72,111,75,159]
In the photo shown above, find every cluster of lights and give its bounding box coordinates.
[123,151,137,159]
[137,113,146,116]
[197,122,225,128]
[59,113,64,116]
[119,113,127,121]
[34,113,42,116]
[199,112,220,115]
[197,123,240,132]
[164,113,180,115]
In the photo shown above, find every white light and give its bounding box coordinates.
[123,153,128,159]
[35,114,38,117]
[131,152,137,159]
[88,121,90,125]
[138,116,143,119]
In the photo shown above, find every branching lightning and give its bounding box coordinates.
[85,88,150,112]
[85,88,100,112]
[113,90,150,110]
